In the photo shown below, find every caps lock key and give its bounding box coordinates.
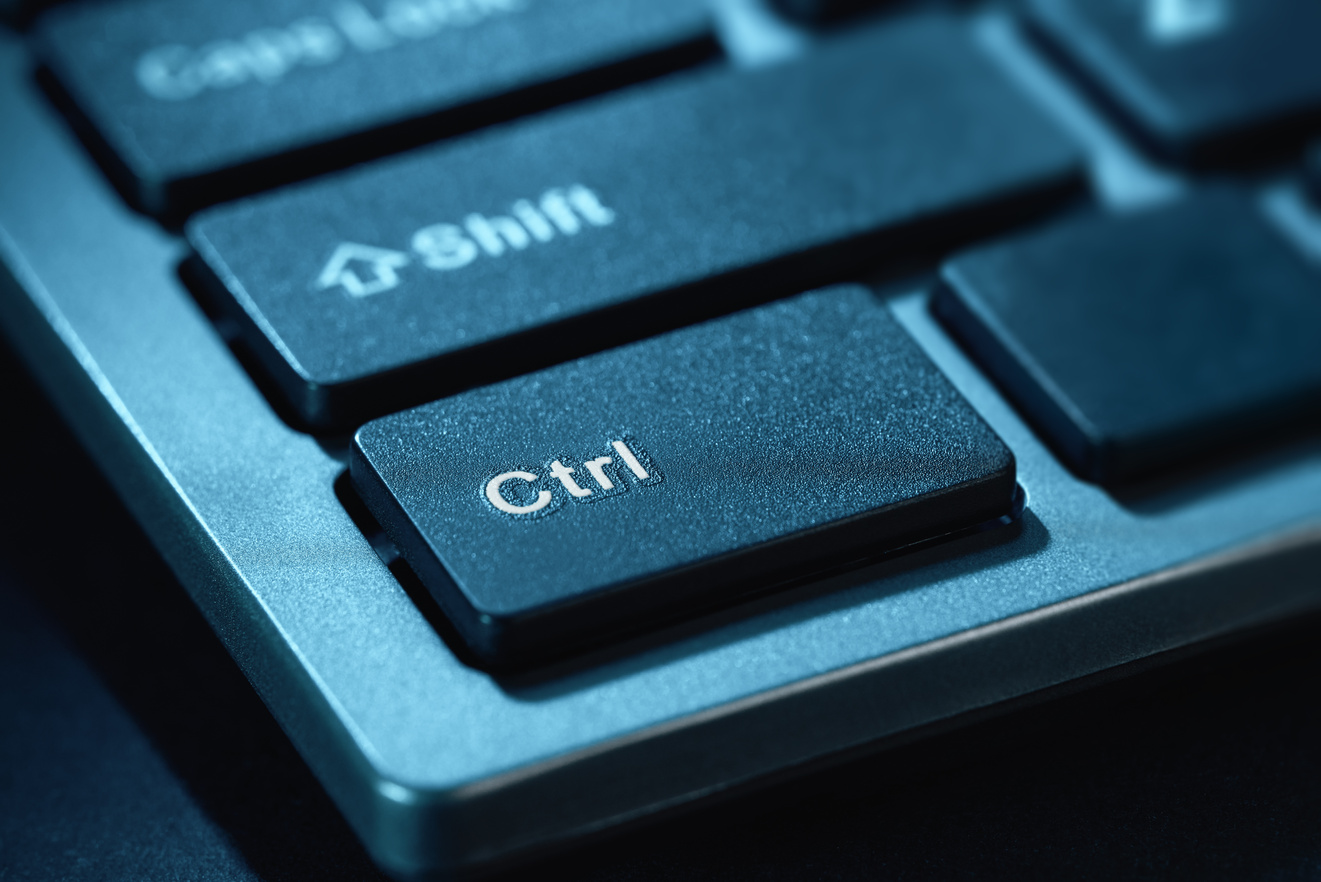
[35,0,716,220]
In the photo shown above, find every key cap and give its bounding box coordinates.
[35,0,716,221]
[187,14,1083,430]
[351,285,1017,667]
[1025,0,1321,166]
[934,189,1321,485]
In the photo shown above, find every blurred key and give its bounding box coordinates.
[188,15,1084,430]
[935,189,1321,484]
[1026,0,1321,165]
[351,286,1018,666]
[36,0,716,221]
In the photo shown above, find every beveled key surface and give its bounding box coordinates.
[351,286,1017,667]
[1026,0,1321,165]
[935,189,1321,485]
[188,13,1083,430]
[36,0,716,220]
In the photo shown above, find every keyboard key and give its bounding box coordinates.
[1025,0,1321,165]
[35,0,716,221]
[351,286,1017,666]
[188,14,1084,430]
[935,189,1321,485]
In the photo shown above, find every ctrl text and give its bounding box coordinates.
[484,438,661,518]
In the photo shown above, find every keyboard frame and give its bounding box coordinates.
[3,10,1321,878]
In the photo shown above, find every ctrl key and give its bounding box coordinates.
[350,286,1017,666]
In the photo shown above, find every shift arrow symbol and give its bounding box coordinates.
[316,243,411,297]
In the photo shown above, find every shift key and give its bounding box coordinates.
[188,14,1083,429]
[350,286,1018,667]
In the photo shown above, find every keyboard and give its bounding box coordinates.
[2,0,1320,876]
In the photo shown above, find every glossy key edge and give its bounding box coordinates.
[933,262,1106,482]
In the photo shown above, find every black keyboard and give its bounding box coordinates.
[3,0,1321,876]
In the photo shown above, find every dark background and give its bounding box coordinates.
[3,339,1321,880]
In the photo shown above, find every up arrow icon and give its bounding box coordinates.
[316,242,412,297]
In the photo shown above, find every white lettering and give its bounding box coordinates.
[411,223,480,270]
[512,199,556,242]
[316,243,411,296]
[612,440,650,481]
[539,189,582,235]
[193,41,251,90]
[483,439,659,518]
[485,471,552,515]
[567,184,617,227]
[548,460,592,498]
[382,0,443,39]
[583,456,615,491]
[319,185,614,294]
[242,28,302,83]
[134,0,522,101]
[135,46,204,101]
[465,212,532,257]
[431,0,483,27]
[333,1,397,52]
[290,18,345,64]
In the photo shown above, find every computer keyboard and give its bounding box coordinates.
[183,13,1081,429]
[2,0,1320,878]
[35,0,717,220]
[351,285,1019,666]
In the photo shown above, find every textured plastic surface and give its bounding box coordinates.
[352,286,1016,664]
[187,14,1083,429]
[36,0,715,218]
[935,190,1321,484]
[1026,0,1321,164]
[4,12,1321,880]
